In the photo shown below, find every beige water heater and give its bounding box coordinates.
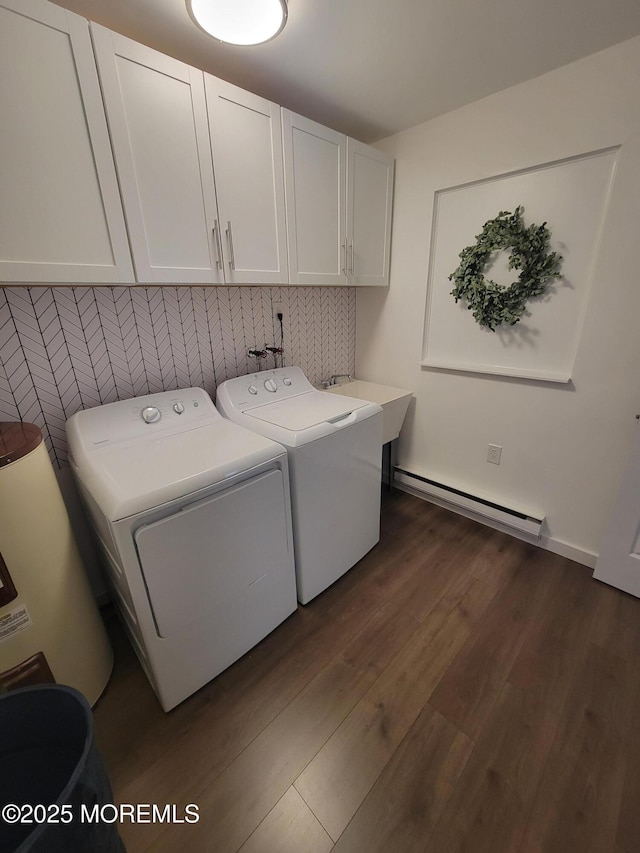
[0,422,112,705]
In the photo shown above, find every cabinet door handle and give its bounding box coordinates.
[212,221,222,269]
[226,221,236,270]
[341,241,346,275]
[348,241,354,274]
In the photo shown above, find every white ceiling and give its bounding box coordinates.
[54,0,640,142]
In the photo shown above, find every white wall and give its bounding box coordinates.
[356,36,640,564]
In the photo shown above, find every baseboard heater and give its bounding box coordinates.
[394,468,545,538]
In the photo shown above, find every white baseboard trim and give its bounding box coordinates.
[537,535,597,569]
[394,478,597,569]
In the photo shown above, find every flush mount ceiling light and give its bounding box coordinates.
[187,0,288,46]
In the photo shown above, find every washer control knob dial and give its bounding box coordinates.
[173,402,185,414]
[264,379,278,393]
[282,377,292,386]
[141,406,161,424]
[248,385,258,395]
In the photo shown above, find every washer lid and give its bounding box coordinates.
[246,391,368,431]
[74,419,285,521]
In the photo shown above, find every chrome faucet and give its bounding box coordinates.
[321,373,353,389]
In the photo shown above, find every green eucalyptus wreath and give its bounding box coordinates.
[449,206,563,331]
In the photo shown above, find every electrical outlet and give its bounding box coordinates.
[487,444,502,465]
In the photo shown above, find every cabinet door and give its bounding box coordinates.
[92,25,221,284]
[0,0,133,283]
[205,78,288,285]
[346,139,394,287]
[282,110,347,286]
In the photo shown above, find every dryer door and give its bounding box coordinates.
[134,469,291,637]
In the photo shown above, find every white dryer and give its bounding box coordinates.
[66,388,297,711]
[216,367,383,604]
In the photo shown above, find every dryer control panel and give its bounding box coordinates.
[219,366,314,412]
[67,387,219,452]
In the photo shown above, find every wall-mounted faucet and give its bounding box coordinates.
[321,374,353,389]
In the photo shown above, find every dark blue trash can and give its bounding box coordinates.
[0,685,126,853]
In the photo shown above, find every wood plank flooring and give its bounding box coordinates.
[92,490,640,853]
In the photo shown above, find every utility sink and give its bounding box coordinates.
[324,380,413,444]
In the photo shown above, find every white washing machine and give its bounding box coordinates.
[66,388,297,711]
[216,367,383,604]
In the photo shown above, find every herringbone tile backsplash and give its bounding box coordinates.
[0,286,356,468]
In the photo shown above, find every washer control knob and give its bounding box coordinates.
[264,379,278,393]
[141,406,161,424]
[283,377,292,386]
[248,385,258,395]
[173,402,185,414]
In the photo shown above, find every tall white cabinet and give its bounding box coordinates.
[282,111,347,286]
[92,26,289,285]
[0,0,133,283]
[205,78,289,284]
[91,26,221,284]
[346,139,394,287]
[282,110,394,287]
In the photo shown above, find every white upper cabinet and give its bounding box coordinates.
[0,0,133,283]
[205,78,288,285]
[91,25,221,284]
[346,139,394,287]
[282,111,347,286]
[282,110,394,287]
[2,6,393,287]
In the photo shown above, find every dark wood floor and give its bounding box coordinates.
[93,490,640,853]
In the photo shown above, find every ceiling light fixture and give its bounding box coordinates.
[187,0,288,46]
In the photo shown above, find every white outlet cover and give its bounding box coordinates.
[487,444,502,465]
